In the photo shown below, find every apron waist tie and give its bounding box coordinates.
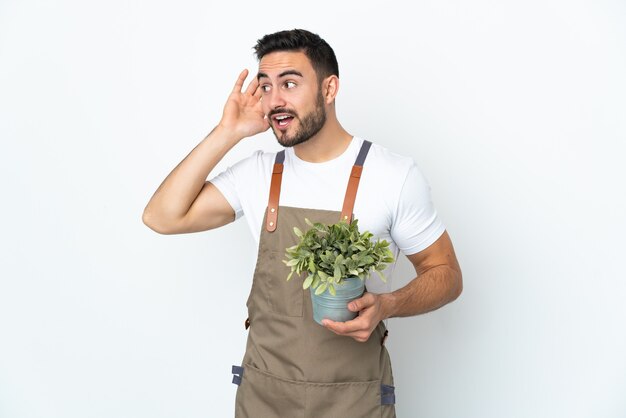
[381,384,395,405]
[232,365,244,386]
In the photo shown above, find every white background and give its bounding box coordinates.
[1,1,625,417]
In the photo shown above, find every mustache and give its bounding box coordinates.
[268,108,298,118]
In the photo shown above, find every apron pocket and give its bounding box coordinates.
[235,363,392,418]
[265,250,304,317]
[305,380,384,418]
[235,364,306,418]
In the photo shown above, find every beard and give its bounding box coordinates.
[270,91,326,148]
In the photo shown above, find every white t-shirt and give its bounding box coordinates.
[209,136,445,293]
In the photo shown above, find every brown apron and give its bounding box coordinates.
[232,140,396,417]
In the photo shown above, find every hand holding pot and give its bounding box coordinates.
[322,292,389,343]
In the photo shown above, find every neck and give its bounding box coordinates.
[292,116,352,163]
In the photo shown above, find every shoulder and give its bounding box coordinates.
[355,139,427,224]
[227,149,279,178]
[359,139,435,217]
[362,139,417,183]
[210,148,280,195]
[232,148,277,168]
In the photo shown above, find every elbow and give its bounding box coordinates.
[450,268,463,301]
[142,208,175,235]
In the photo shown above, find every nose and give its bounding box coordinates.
[266,88,287,111]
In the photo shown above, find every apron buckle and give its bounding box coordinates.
[381,329,389,346]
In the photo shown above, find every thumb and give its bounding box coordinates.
[348,293,371,312]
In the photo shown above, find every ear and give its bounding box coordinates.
[322,75,339,104]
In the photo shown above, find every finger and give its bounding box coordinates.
[244,75,260,96]
[322,318,363,334]
[323,320,369,342]
[253,84,263,100]
[231,69,249,94]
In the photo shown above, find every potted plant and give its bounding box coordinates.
[283,218,395,325]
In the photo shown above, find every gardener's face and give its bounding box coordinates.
[257,51,326,147]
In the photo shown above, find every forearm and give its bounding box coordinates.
[380,265,462,319]
[143,125,240,226]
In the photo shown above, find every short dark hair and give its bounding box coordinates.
[253,29,339,82]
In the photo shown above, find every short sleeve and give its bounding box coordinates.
[208,165,244,220]
[390,163,446,255]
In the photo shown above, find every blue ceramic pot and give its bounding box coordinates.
[310,277,365,325]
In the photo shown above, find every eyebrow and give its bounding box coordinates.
[257,70,304,80]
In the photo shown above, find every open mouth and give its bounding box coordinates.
[272,114,295,129]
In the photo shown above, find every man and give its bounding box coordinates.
[143,29,462,417]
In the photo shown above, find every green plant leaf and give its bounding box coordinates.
[312,275,321,289]
[315,282,328,295]
[285,216,395,290]
[329,283,336,296]
[303,274,314,289]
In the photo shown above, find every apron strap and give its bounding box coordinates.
[340,140,372,223]
[266,151,285,232]
[265,140,372,231]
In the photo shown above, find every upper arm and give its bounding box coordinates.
[152,181,235,235]
[406,230,462,282]
[142,181,235,235]
[389,162,445,255]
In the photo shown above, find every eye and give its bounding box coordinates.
[260,84,271,93]
[284,81,296,89]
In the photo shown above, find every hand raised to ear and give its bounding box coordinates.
[219,69,270,139]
